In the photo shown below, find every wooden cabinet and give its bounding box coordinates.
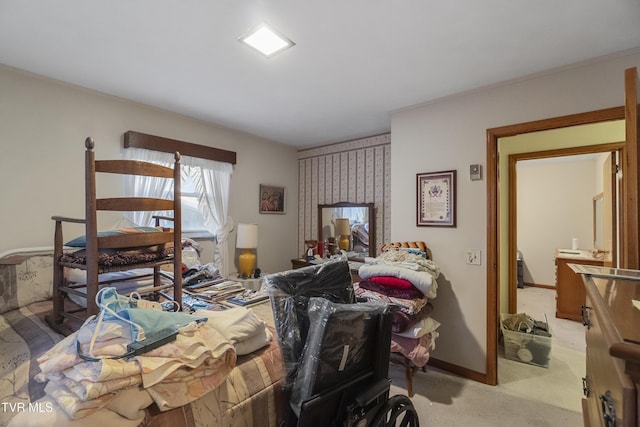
[581,274,640,427]
[555,253,603,321]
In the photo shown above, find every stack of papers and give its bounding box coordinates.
[182,293,230,312]
[186,280,244,302]
[184,277,228,290]
[227,290,269,307]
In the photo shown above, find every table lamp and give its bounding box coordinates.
[335,218,351,251]
[236,223,258,277]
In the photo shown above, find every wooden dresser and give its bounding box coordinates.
[555,251,603,322]
[580,273,640,427]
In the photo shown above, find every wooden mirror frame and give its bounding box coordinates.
[317,202,376,259]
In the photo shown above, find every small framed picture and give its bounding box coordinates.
[259,184,286,214]
[416,170,456,227]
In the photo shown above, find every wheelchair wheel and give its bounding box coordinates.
[370,395,419,427]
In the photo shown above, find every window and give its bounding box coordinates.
[152,172,209,236]
[181,174,208,234]
[123,136,234,274]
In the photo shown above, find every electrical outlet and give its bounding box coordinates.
[466,250,481,265]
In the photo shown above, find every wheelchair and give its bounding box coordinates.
[265,257,420,427]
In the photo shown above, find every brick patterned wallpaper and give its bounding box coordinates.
[297,133,391,257]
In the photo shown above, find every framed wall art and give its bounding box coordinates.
[259,184,286,214]
[416,170,456,227]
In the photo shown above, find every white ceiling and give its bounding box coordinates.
[1,1,640,148]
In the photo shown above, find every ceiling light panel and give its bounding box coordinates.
[238,23,295,57]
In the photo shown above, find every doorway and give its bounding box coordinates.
[484,106,626,386]
[513,151,620,351]
[508,144,623,314]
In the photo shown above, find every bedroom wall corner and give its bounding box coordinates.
[0,64,299,276]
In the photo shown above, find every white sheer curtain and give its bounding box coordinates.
[184,156,234,274]
[123,148,175,227]
[124,147,234,275]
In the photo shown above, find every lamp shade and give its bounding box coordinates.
[236,223,258,249]
[335,218,350,236]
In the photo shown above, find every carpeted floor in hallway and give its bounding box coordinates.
[388,286,585,426]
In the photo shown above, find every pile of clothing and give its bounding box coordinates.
[355,243,441,368]
[32,288,271,422]
[194,306,273,356]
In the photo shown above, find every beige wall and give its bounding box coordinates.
[0,65,299,275]
[390,49,640,374]
[517,157,599,287]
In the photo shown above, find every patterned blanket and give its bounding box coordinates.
[140,303,285,427]
[0,300,64,426]
[0,252,285,427]
[1,300,285,427]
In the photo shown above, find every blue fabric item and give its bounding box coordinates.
[98,287,206,338]
[396,247,427,258]
[117,308,206,333]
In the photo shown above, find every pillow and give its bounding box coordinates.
[60,245,174,267]
[65,227,161,248]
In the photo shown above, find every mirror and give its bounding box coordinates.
[318,202,375,259]
[593,193,603,249]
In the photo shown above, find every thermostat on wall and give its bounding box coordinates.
[470,164,482,181]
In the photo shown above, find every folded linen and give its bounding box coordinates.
[390,333,434,368]
[359,279,424,299]
[358,264,437,298]
[395,316,441,339]
[43,381,116,420]
[37,317,236,420]
[7,395,145,427]
[367,276,414,289]
[392,302,433,333]
[235,327,273,356]
[42,371,141,402]
[194,307,272,354]
[8,386,153,427]
[353,283,427,315]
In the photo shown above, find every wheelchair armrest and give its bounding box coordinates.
[354,378,390,407]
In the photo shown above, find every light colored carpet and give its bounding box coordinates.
[506,286,586,413]
[389,364,582,426]
[516,286,586,354]
[387,286,585,425]
[497,342,584,413]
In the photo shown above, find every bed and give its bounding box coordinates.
[0,248,285,427]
